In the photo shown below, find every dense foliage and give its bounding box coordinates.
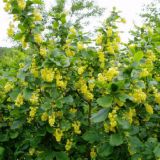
[0,0,160,160]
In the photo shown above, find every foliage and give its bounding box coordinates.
[0,0,160,160]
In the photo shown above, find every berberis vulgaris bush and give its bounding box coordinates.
[1,0,160,160]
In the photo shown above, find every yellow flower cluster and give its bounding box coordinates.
[77,41,84,51]
[140,68,149,78]
[78,66,86,75]
[29,92,39,105]
[107,27,113,37]
[132,89,147,103]
[65,49,75,56]
[127,108,136,124]
[48,112,55,126]
[17,0,26,10]
[76,78,94,101]
[69,108,77,114]
[88,78,95,92]
[29,148,35,156]
[41,112,48,121]
[54,128,63,142]
[20,36,28,48]
[105,67,119,81]
[90,148,97,159]
[146,50,156,62]
[155,93,160,104]
[69,26,76,35]
[96,33,103,45]
[108,109,117,132]
[4,1,11,12]
[98,51,105,68]
[65,139,72,151]
[34,34,43,44]
[29,106,37,119]
[4,82,14,93]
[41,68,54,82]
[72,121,81,134]
[40,46,47,57]
[98,67,119,84]
[145,104,153,114]
[7,23,14,37]
[55,71,67,89]
[30,58,39,78]
[33,9,42,21]
[15,93,24,107]
[104,122,109,133]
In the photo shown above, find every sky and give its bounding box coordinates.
[0,0,151,47]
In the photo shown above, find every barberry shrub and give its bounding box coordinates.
[1,0,160,160]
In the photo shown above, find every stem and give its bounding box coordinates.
[88,101,92,126]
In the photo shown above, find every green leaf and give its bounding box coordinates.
[82,130,100,143]
[64,95,73,105]
[91,109,109,123]
[109,134,123,146]
[10,120,23,130]
[23,88,32,100]
[117,118,130,130]
[98,143,113,157]
[97,96,113,108]
[9,131,19,139]
[0,146,5,159]
[154,144,160,158]
[56,152,69,160]
[133,51,144,62]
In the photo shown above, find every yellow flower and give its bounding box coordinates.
[145,104,153,114]
[90,148,96,159]
[41,112,48,121]
[146,50,156,61]
[98,51,105,63]
[34,34,43,44]
[33,9,42,21]
[65,49,75,56]
[7,23,14,37]
[4,82,14,93]
[4,2,11,12]
[69,26,76,35]
[107,27,113,37]
[97,73,105,83]
[56,80,67,89]
[77,41,84,51]
[65,139,72,151]
[29,148,35,156]
[15,93,24,107]
[84,91,94,101]
[96,33,103,45]
[48,113,55,127]
[108,110,117,132]
[104,122,109,133]
[69,108,77,114]
[105,67,119,81]
[40,47,47,57]
[54,128,63,142]
[29,107,37,118]
[41,68,54,82]
[72,121,81,134]
[29,92,39,105]
[17,0,26,10]
[121,18,126,23]
[140,68,149,78]
[127,108,136,124]
[155,93,160,104]
[132,89,147,103]
[107,45,114,54]
[78,66,85,75]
